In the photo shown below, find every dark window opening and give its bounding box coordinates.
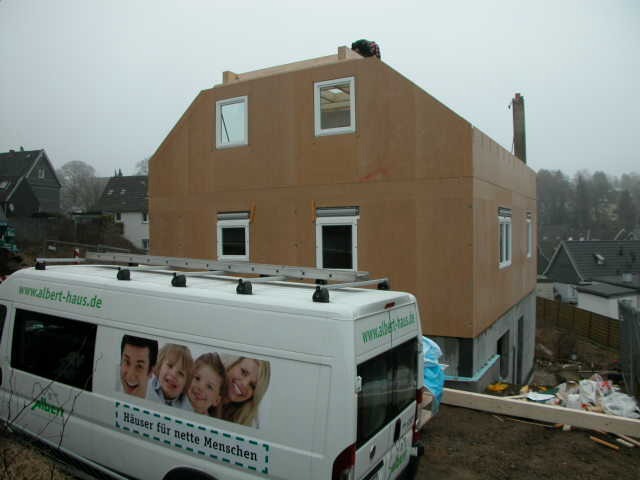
[357,339,418,447]
[497,332,510,379]
[221,227,246,256]
[11,309,97,391]
[322,225,352,269]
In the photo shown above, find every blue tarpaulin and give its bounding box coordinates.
[422,336,445,413]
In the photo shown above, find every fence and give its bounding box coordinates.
[536,297,620,350]
[619,301,640,397]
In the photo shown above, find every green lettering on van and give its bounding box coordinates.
[31,397,64,417]
[361,312,416,344]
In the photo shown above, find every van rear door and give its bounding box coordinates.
[354,305,421,480]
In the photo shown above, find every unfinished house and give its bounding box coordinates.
[150,46,537,390]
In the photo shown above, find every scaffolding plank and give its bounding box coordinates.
[442,388,640,437]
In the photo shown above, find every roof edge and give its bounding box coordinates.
[215,45,363,86]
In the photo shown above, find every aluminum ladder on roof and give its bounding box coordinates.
[36,252,390,302]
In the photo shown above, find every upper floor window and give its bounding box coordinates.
[499,207,512,269]
[142,212,149,224]
[38,168,45,179]
[142,238,150,251]
[216,96,248,149]
[217,211,250,261]
[526,212,533,258]
[314,77,356,136]
[315,207,359,270]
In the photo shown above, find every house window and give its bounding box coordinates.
[11,309,97,391]
[115,212,122,222]
[499,207,512,269]
[497,331,510,379]
[142,238,149,250]
[315,207,359,270]
[38,168,45,179]
[217,211,250,261]
[216,96,248,149]
[526,212,532,258]
[314,77,356,136]
[142,212,148,223]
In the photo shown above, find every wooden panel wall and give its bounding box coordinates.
[472,129,537,336]
[149,56,535,339]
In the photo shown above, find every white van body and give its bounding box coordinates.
[0,261,423,480]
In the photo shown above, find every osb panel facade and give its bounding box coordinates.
[472,129,537,336]
[150,56,535,338]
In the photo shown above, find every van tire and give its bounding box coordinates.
[163,467,217,480]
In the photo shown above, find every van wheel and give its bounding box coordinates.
[163,467,217,480]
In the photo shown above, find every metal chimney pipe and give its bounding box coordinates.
[512,93,526,163]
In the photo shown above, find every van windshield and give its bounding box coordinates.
[357,338,418,447]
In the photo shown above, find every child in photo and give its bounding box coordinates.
[186,353,226,417]
[147,343,193,408]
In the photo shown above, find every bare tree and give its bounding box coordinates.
[56,161,104,213]
[134,158,149,175]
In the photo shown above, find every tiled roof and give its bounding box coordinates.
[576,282,638,298]
[0,176,20,202]
[93,175,148,213]
[563,240,640,280]
[0,149,42,177]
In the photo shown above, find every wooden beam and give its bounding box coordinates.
[442,388,640,437]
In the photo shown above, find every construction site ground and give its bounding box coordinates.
[418,404,639,480]
[2,402,639,480]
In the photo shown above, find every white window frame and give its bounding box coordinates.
[215,96,248,149]
[499,208,512,269]
[315,215,359,270]
[314,77,356,137]
[217,218,250,261]
[526,213,533,259]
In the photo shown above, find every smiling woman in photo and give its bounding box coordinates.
[221,357,271,427]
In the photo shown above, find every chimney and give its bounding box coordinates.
[512,93,526,163]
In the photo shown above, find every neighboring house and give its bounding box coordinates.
[149,46,537,391]
[0,147,61,216]
[544,240,640,317]
[93,175,149,250]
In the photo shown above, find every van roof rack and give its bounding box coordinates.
[35,252,390,302]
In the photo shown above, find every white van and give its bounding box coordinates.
[0,253,424,480]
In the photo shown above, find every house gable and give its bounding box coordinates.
[0,149,61,214]
[544,243,582,284]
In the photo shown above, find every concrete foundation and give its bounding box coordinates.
[432,290,536,391]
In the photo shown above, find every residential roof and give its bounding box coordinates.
[543,240,640,283]
[0,148,43,177]
[93,175,148,213]
[593,275,640,291]
[0,176,21,202]
[576,282,638,298]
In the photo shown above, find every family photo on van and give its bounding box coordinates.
[119,334,271,428]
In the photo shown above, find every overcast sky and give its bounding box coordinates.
[1,0,638,178]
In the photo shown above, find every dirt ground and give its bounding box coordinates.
[2,405,639,480]
[417,405,640,480]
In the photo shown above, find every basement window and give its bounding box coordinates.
[217,211,250,261]
[315,207,359,270]
[314,77,356,136]
[526,212,533,259]
[216,96,248,149]
[499,207,512,269]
